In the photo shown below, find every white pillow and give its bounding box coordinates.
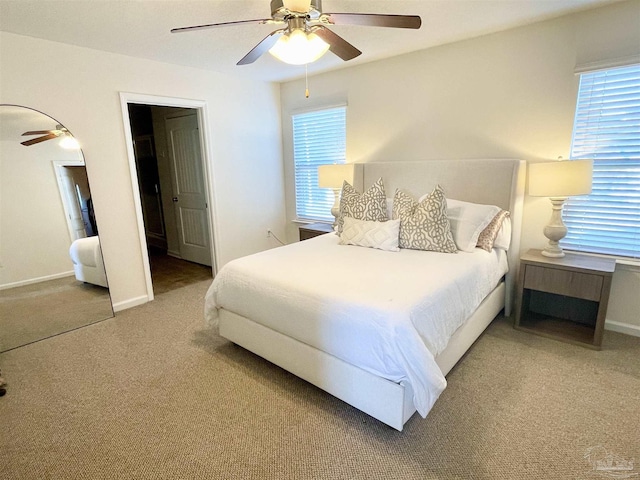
[493,216,512,250]
[445,199,501,252]
[339,217,400,252]
[386,198,393,220]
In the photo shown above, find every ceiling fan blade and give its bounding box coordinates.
[237,29,285,65]
[22,130,53,136]
[20,133,58,146]
[323,13,422,29]
[313,26,361,61]
[171,18,273,34]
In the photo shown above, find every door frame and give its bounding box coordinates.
[119,92,218,302]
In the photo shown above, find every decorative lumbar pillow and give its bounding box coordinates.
[339,217,400,252]
[476,210,511,252]
[445,199,502,252]
[337,177,388,235]
[491,215,512,251]
[393,185,457,253]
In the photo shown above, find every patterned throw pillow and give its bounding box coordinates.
[393,185,457,253]
[445,199,502,252]
[477,210,510,252]
[339,217,400,252]
[337,178,388,235]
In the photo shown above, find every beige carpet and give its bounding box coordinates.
[1,279,638,479]
[0,276,113,352]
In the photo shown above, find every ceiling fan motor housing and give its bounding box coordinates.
[271,0,322,20]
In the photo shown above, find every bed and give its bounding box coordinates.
[205,159,525,430]
[69,235,108,288]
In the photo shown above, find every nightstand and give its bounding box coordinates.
[515,249,615,350]
[299,222,334,241]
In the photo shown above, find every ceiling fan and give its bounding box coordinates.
[171,0,421,66]
[20,125,70,146]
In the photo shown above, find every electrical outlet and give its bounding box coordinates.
[266,229,284,246]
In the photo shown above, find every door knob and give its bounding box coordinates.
[172,197,178,203]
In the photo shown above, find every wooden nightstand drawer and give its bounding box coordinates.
[523,265,603,302]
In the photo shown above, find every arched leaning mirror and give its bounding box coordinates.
[0,104,113,352]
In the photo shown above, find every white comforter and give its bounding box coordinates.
[205,233,508,417]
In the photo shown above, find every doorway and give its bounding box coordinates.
[122,96,215,299]
[53,161,97,241]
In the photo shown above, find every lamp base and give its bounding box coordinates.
[330,189,340,228]
[541,197,568,258]
[331,206,339,228]
[541,245,565,258]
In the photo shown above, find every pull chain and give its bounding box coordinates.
[305,63,310,98]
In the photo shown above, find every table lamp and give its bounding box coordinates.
[528,158,593,257]
[318,164,355,226]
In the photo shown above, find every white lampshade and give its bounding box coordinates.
[318,164,355,189]
[269,29,330,65]
[529,159,593,197]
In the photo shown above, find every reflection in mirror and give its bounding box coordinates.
[0,105,113,352]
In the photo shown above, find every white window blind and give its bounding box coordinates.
[563,63,640,259]
[293,106,346,222]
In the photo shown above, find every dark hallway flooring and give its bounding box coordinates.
[148,250,212,295]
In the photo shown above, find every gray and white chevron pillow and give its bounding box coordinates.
[393,185,457,253]
[339,217,400,252]
[337,178,388,235]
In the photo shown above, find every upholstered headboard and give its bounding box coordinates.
[356,159,526,316]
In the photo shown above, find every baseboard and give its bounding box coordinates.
[0,271,75,291]
[605,320,640,338]
[111,295,149,312]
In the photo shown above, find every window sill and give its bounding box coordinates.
[565,250,640,270]
[292,219,333,226]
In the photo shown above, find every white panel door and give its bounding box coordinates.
[165,114,212,266]
[56,165,87,241]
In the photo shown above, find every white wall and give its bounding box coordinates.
[280,0,640,331]
[0,31,286,311]
[0,137,81,286]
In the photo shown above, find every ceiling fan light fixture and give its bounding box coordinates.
[269,28,329,65]
[171,0,420,66]
[59,134,80,150]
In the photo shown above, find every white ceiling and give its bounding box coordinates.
[0,0,622,83]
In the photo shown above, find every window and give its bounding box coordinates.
[292,106,346,222]
[563,63,640,259]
